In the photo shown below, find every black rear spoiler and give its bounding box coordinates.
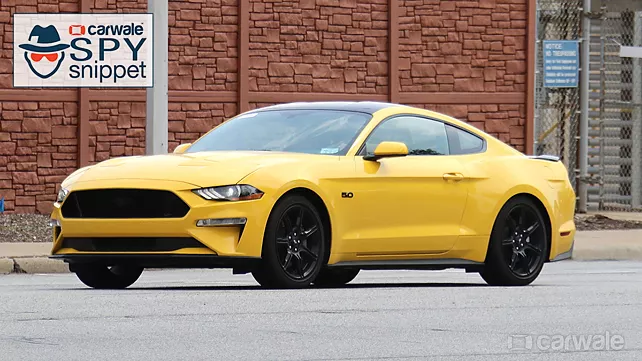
[527,155,560,162]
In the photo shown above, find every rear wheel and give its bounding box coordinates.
[480,196,549,286]
[313,268,360,287]
[252,195,327,289]
[74,264,143,289]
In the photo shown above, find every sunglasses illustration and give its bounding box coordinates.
[30,53,59,62]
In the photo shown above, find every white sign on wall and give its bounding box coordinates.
[620,46,642,58]
[13,13,153,88]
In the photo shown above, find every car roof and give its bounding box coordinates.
[252,101,407,115]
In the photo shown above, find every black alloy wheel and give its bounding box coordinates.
[252,195,327,288]
[481,196,549,286]
[500,204,546,277]
[274,204,323,280]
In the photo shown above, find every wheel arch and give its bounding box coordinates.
[270,187,333,264]
[488,192,553,263]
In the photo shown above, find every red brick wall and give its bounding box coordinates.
[0,0,532,213]
[249,0,389,94]
[1,101,79,213]
[89,102,146,163]
[400,0,526,93]
[169,0,239,92]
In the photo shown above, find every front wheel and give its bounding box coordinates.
[74,264,143,289]
[480,196,549,286]
[252,195,327,289]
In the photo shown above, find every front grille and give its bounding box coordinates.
[61,189,190,219]
[61,237,206,252]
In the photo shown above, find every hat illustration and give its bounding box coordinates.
[18,25,70,53]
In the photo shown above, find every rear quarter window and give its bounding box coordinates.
[446,125,485,155]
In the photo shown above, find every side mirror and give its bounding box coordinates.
[363,141,409,161]
[173,143,192,154]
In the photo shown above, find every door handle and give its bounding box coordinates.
[443,173,465,182]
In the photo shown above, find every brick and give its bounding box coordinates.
[1,121,21,132]
[131,103,146,118]
[312,78,345,93]
[454,78,485,92]
[63,103,77,117]
[16,196,36,206]
[12,172,39,185]
[485,119,510,133]
[217,58,238,72]
[268,63,295,77]
[0,142,16,155]
[170,35,191,45]
[506,61,526,74]
[411,64,436,77]
[52,126,77,139]
[180,10,201,21]
[332,15,352,26]
[22,118,50,133]
[36,202,53,214]
[367,62,387,76]
[2,111,23,120]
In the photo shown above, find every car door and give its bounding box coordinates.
[339,115,470,256]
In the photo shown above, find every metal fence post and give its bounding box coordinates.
[632,12,642,208]
[146,0,169,155]
[578,0,591,213]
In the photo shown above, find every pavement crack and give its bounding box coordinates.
[12,259,26,274]
[3,336,58,346]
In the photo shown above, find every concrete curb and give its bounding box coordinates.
[0,257,69,274]
[572,247,642,261]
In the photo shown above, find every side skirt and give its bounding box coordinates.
[327,258,485,272]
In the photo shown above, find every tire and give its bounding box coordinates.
[313,268,360,287]
[74,264,143,289]
[252,195,327,289]
[480,196,549,286]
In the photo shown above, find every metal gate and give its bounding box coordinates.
[535,0,642,212]
[588,8,642,211]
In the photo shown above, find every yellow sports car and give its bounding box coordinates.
[49,101,576,289]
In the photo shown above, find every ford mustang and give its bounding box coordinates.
[49,101,576,289]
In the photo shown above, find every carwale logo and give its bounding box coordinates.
[509,332,625,352]
[13,13,153,88]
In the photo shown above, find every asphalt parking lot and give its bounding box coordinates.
[1,261,641,361]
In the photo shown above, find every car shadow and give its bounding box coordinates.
[115,282,491,291]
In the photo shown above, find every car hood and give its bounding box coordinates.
[68,151,326,188]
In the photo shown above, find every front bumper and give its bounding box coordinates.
[52,254,260,270]
[50,179,271,259]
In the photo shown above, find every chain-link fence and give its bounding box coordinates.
[588,8,642,211]
[535,0,642,212]
[534,0,582,199]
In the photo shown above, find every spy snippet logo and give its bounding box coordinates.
[19,25,69,79]
[13,13,153,88]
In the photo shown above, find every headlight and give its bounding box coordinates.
[56,188,69,203]
[193,185,264,201]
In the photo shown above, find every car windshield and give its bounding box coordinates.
[186,109,372,156]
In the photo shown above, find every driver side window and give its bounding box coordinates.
[362,116,450,156]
